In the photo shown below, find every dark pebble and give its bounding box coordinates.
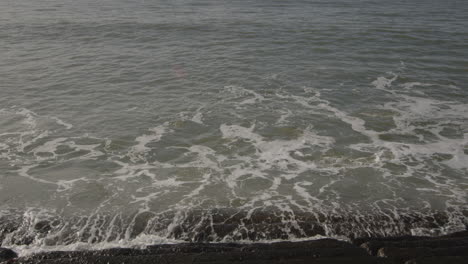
[0,248,18,262]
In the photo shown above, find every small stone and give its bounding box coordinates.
[0,248,18,262]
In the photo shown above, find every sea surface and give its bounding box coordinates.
[1,0,467,255]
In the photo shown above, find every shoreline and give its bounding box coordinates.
[2,208,466,245]
[1,230,467,264]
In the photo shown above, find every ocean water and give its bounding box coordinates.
[1,0,467,254]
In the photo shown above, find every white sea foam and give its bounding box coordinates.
[51,116,73,130]
[9,234,185,257]
[32,137,67,158]
[220,123,335,183]
[17,165,57,186]
[129,123,170,162]
[276,109,293,125]
[191,111,204,124]
[16,108,39,129]
[224,85,265,105]
[400,82,432,90]
[372,74,397,89]
[133,126,167,153]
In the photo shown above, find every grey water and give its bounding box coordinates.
[1,0,467,253]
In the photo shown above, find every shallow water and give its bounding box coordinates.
[1,0,467,253]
